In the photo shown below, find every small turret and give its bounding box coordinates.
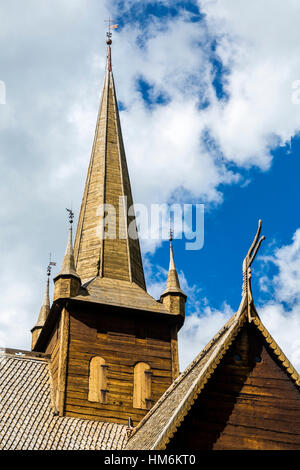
[160,235,186,317]
[53,209,81,301]
[31,276,50,350]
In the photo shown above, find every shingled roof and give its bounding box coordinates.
[0,349,128,450]
[75,277,173,315]
[126,295,300,450]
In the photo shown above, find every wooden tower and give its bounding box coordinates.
[31,38,186,426]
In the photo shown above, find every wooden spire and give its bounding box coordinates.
[35,277,50,328]
[56,223,80,280]
[31,277,50,349]
[160,237,186,317]
[73,40,146,288]
[53,211,81,300]
[162,237,186,297]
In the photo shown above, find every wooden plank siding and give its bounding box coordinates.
[45,316,61,402]
[63,306,175,425]
[167,323,300,450]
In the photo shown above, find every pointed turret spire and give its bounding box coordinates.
[160,235,186,317]
[73,34,145,288]
[162,234,185,297]
[57,209,80,280]
[35,277,50,327]
[31,272,51,350]
[53,210,81,300]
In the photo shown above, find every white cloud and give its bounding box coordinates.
[69,0,300,209]
[260,229,300,305]
[259,303,300,370]
[199,0,300,167]
[257,229,300,370]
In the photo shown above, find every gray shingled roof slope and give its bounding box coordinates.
[0,351,127,450]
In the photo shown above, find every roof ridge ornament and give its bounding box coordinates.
[242,219,265,322]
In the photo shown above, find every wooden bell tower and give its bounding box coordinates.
[32,37,186,426]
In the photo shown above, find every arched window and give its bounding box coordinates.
[88,356,108,404]
[133,362,152,410]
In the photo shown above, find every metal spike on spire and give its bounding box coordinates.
[105,17,119,40]
[104,18,118,71]
[47,253,56,277]
[105,18,118,43]
[169,226,176,272]
[66,208,74,225]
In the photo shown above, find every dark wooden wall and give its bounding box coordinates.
[167,323,300,450]
[63,305,174,425]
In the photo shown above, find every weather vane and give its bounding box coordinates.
[105,17,118,43]
[66,208,74,225]
[47,253,56,277]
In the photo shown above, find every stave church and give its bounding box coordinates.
[0,35,299,451]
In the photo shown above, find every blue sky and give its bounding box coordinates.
[0,0,300,371]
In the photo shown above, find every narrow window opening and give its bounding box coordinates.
[88,356,108,404]
[133,362,152,410]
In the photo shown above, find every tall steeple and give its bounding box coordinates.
[32,36,186,426]
[74,36,145,288]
